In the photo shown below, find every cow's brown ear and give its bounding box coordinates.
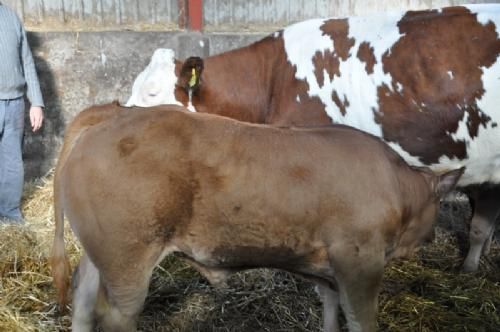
[435,167,465,197]
[177,57,204,91]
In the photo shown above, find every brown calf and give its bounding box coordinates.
[52,104,463,332]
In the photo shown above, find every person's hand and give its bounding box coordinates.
[29,106,44,132]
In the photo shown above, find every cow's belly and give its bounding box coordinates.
[388,140,500,187]
[176,219,331,273]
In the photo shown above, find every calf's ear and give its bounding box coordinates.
[435,167,465,197]
[177,57,204,91]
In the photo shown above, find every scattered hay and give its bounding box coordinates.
[0,173,79,332]
[0,175,499,331]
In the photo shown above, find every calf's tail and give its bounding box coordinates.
[50,173,71,311]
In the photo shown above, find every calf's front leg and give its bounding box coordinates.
[331,249,384,332]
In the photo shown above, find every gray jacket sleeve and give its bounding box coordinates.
[20,23,44,107]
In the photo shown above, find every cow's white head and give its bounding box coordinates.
[126,48,183,107]
[127,49,205,112]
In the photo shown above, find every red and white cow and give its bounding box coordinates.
[127,4,500,272]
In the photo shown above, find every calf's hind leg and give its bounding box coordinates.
[72,253,99,332]
[94,251,166,332]
[96,279,149,332]
[71,252,149,332]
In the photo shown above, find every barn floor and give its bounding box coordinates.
[0,176,499,332]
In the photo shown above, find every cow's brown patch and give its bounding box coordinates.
[267,36,333,126]
[290,97,331,125]
[313,50,340,88]
[357,42,376,74]
[467,105,492,137]
[312,19,355,88]
[320,19,355,60]
[289,79,332,125]
[332,91,349,116]
[117,136,138,157]
[376,6,500,164]
[264,60,332,126]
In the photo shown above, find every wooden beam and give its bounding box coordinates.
[188,0,203,31]
[178,0,188,29]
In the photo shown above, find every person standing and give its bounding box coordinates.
[0,2,44,223]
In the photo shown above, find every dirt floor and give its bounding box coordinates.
[0,177,499,332]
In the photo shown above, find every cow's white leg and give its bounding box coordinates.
[482,228,495,256]
[72,253,99,332]
[463,212,498,272]
[462,191,499,272]
[316,283,340,332]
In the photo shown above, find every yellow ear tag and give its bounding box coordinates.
[188,68,197,88]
